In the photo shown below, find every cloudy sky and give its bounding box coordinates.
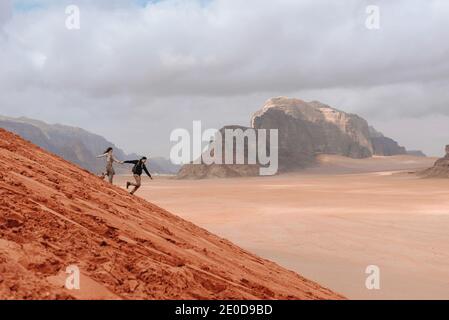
[0,0,448,157]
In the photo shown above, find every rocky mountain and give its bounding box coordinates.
[371,137,407,156]
[421,145,449,178]
[0,127,343,299]
[0,116,179,175]
[368,126,408,156]
[251,98,374,171]
[178,97,424,179]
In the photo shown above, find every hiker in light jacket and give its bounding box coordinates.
[97,147,123,183]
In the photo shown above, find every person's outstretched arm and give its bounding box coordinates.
[96,153,107,158]
[112,155,124,164]
[143,164,153,179]
[123,160,138,164]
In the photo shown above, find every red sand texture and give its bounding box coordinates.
[0,129,343,300]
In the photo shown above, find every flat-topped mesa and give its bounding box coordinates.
[251,97,374,171]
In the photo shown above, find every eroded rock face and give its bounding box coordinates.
[371,137,407,156]
[251,97,374,171]
[368,126,407,156]
[422,145,449,178]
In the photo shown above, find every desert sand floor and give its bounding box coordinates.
[116,157,449,299]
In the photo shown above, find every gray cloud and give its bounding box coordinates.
[0,0,448,156]
[0,0,12,27]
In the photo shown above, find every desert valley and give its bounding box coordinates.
[125,154,449,300]
[1,1,449,313]
[1,97,448,300]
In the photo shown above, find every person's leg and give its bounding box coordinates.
[106,166,114,183]
[128,176,137,186]
[127,177,136,189]
[130,175,141,195]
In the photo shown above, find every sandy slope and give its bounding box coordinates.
[125,155,449,299]
[0,128,343,300]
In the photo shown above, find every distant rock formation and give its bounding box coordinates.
[421,145,449,178]
[252,98,374,171]
[368,126,407,156]
[371,137,407,156]
[0,116,179,175]
[177,97,425,179]
[177,125,260,179]
[177,164,259,180]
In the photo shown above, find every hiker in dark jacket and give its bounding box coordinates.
[124,157,153,195]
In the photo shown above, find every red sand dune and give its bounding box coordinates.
[0,129,343,300]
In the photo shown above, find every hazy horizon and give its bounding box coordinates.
[0,0,448,157]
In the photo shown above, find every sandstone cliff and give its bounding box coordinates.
[368,126,407,156]
[251,98,374,171]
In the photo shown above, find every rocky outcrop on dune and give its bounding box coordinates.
[0,116,179,175]
[0,128,342,300]
[421,145,449,178]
